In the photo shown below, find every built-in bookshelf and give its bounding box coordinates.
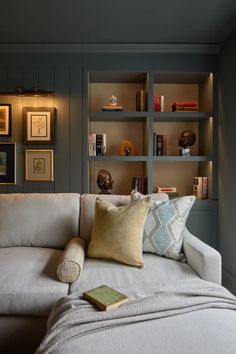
[83,70,215,200]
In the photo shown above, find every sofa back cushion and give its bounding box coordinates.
[0,193,80,248]
[79,193,168,246]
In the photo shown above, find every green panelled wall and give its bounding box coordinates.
[219,28,236,293]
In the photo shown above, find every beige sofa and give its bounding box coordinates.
[0,193,221,354]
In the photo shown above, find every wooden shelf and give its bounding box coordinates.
[153,112,212,122]
[153,156,212,162]
[88,155,148,162]
[88,111,147,122]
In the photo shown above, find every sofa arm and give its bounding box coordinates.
[183,228,221,285]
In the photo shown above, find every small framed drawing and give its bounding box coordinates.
[22,107,55,144]
[0,104,12,137]
[0,143,16,184]
[25,149,54,182]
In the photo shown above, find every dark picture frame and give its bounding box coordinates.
[0,143,16,184]
[22,107,55,144]
[0,104,12,137]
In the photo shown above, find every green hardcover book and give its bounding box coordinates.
[83,285,128,311]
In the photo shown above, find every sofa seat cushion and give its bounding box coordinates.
[69,253,198,294]
[0,247,69,316]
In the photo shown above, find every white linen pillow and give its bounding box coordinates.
[142,196,196,260]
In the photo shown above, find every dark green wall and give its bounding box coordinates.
[0,54,83,193]
[0,51,218,195]
[219,28,236,293]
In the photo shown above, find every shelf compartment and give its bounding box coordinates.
[89,160,147,195]
[153,119,212,157]
[89,120,148,156]
[153,71,213,112]
[153,161,212,198]
[88,71,148,112]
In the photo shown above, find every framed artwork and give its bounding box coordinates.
[0,143,16,184]
[22,107,55,144]
[25,149,54,182]
[0,104,12,137]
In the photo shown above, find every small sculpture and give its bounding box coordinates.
[97,169,114,194]
[178,130,196,156]
[109,95,118,107]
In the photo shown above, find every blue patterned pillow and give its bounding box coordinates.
[143,196,196,260]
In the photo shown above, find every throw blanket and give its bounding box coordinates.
[37,278,236,354]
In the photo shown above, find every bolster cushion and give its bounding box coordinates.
[57,237,85,283]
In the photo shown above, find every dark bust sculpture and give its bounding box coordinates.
[97,169,114,194]
[178,130,196,149]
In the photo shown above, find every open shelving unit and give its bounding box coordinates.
[83,69,216,202]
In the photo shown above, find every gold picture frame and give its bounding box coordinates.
[22,107,55,144]
[25,149,54,182]
[0,104,12,137]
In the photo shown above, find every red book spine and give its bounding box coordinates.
[153,95,160,111]
[173,101,198,107]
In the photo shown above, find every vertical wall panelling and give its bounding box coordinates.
[38,63,55,193]
[22,63,40,193]
[0,64,23,193]
[70,59,83,192]
[54,63,71,192]
[219,28,236,294]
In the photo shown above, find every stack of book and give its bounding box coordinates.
[172,101,198,112]
[136,90,147,111]
[102,105,123,111]
[153,133,167,156]
[153,95,164,112]
[88,133,107,156]
[193,177,208,199]
[156,186,179,199]
[132,176,147,194]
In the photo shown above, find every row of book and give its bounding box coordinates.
[101,96,199,113]
[172,101,199,112]
[132,176,147,194]
[193,177,208,199]
[153,133,167,156]
[156,177,208,200]
[88,133,107,156]
[136,92,165,112]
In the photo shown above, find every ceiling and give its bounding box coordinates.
[0,0,236,45]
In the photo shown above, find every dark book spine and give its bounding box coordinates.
[96,134,103,156]
[153,132,157,156]
[156,135,163,156]
[136,90,147,111]
[140,176,147,194]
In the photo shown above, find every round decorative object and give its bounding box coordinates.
[119,140,138,156]
[178,130,196,149]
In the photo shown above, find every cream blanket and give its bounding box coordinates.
[36,278,236,354]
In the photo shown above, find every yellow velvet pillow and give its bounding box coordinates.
[86,197,150,268]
